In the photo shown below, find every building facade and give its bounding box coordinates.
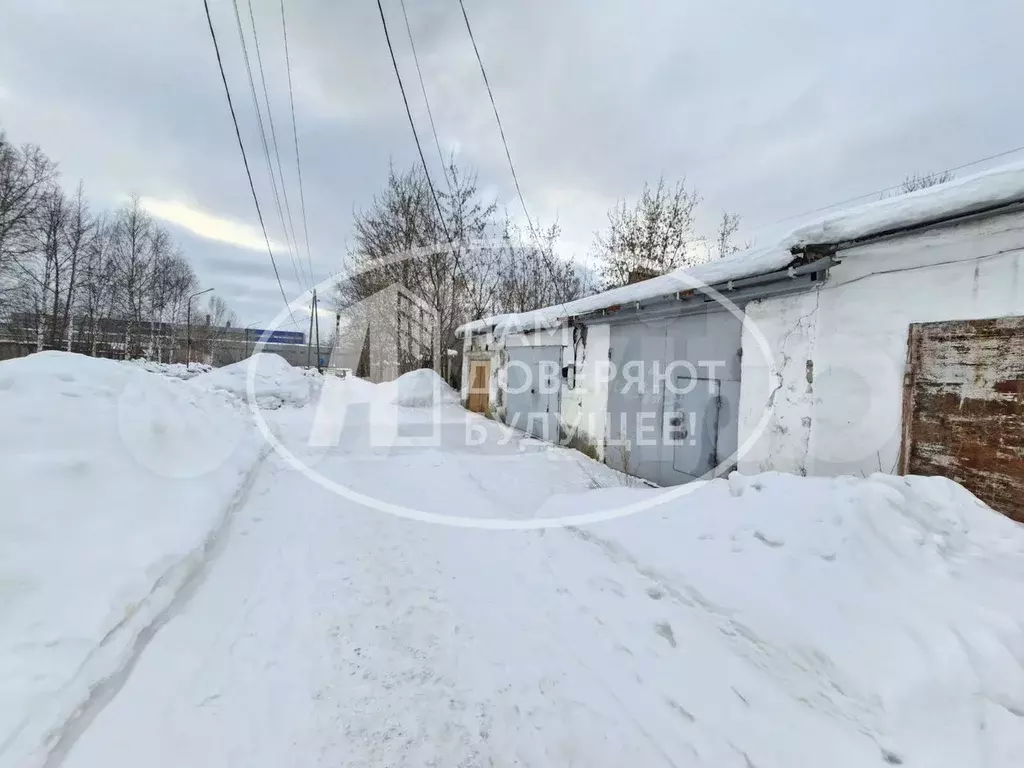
[458,162,1024,519]
[328,283,439,383]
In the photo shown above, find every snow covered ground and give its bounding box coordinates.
[0,353,267,768]
[2,355,1023,767]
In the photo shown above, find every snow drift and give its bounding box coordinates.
[387,368,458,408]
[539,472,1024,766]
[0,352,266,767]
[192,353,313,409]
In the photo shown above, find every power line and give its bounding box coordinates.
[280,0,317,288]
[229,0,308,293]
[455,0,577,320]
[398,0,451,192]
[457,0,535,237]
[761,143,1024,231]
[245,0,306,289]
[201,0,299,329]
[375,0,454,247]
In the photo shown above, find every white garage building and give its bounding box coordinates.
[738,164,1024,520]
[458,162,1024,519]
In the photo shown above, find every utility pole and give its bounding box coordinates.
[306,296,314,369]
[314,288,322,373]
[245,322,258,359]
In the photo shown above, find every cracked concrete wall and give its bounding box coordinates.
[559,322,611,458]
[739,210,1024,479]
[738,290,821,475]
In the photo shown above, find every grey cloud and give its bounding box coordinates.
[3,0,1021,324]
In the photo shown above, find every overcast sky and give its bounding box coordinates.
[2,0,1022,329]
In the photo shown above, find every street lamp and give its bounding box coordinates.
[186,287,214,368]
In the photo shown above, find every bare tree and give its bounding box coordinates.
[190,294,236,363]
[715,211,743,259]
[882,170,955,199]
[59,182,93,350]
[338,162,496,381]
[9,184,69,351]
[0,133,57,303]
[593,177,702,288]
[75,214,117,356]
[108,196,155,357]
[1,124,219,362]
[147,240,197,361]
[494,217,592,314]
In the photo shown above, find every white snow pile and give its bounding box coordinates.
[0,352,266,768]
[385,368,458,408]
[540,472,1024,766]
[192,353,313,409]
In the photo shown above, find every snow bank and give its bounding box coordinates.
[0,352,266,767]
[539,472,1024,766]
[385,368,458,408]
[191,353,312,409]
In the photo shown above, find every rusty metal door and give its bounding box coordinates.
[467,359,490,414]
[900,316,1024,521]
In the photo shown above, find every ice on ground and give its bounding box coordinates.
[385,368,458,408]
[0,352,265,768]
[191,353,313,409]
[538,471,1024,766]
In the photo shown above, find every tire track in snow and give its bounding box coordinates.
[564,525,887,742]
[39,445,273,768]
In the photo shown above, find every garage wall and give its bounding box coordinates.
[462,323,612,457]
[560,323,611,458]
[739,210,1024,479]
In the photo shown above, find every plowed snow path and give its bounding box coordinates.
[54,414,696,766]
[57,408,889,767]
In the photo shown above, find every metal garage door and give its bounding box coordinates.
[667,376,721,479]
[606,320,668,484]
[606,309,742,486]
[900,316,1024,521]
[505,345,562,441]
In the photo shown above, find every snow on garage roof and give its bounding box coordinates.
[785,160,1024,248]
[456,244,794,337]
[458,160,1024,338]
